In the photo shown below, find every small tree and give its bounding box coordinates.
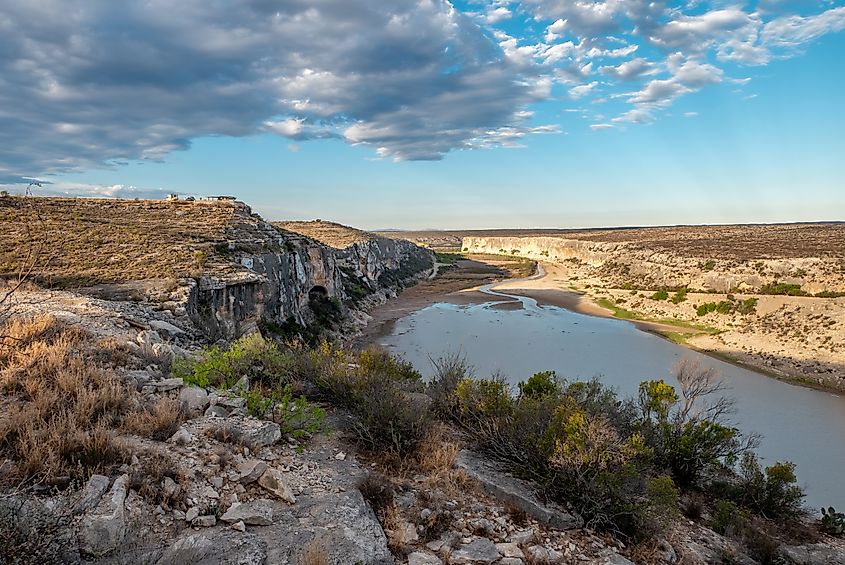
[638,359,757,487]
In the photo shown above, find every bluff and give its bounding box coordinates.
[0,196,434,341]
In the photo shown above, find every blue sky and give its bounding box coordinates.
[1,1,843,229]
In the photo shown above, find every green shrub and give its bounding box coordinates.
[670,288,688,304]
[306,344,431,461]
[650,290,669,301]
[711,500,743,535]
[735,298,758,315]
[703,260,716,271]
[760,282,807,296]
[731,453,805,520]
[518,371,560,399]
[821,507,845,536]
[173,333,294,389]
[814,290,845,298]
[637,361,753,488]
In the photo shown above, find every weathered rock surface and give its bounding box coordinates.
[781,542,845,565]
[78,474,129,557]
[455,450,582,530]
[157,528,267,565]
[256,489,392,565]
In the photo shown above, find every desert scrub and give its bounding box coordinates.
[650,290,669,301]
[172,333,295,389]
[0,316,185,487]
[696,297,758,316]
[303,344,430,463]
[670,288,688,304]
[760,282,808,296]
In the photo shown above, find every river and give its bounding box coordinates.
[377,280,845,511]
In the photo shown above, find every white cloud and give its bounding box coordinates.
[487,7,513,24]
[599,58,657,81]
[589,123,614,130]
[762,7,845,48]
[569,81,599,99]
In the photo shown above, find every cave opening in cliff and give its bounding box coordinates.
[308,285,329,301]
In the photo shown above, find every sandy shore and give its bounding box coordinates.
[362,257,845,394]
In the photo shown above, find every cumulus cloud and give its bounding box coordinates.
[0,0,555,181]
[1,0,843,181]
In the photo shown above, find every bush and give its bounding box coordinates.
[306,344,431,462]
[637,360,754,488]
[650,290,669,301]
[728,452,805,520]
[670,288,688,304]
[172,333,294,389]
[821,507,845,536]
[518,371,560,399]
[760,282,807,296]
[0,316,194,487]
[711,500,743,535]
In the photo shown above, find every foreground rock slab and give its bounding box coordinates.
[158,528,267,565]
[455,450,582,530]
[78,474,129,557]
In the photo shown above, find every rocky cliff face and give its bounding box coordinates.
[335,236,435,293]
[188,209,434,340]
[463,235,845,293]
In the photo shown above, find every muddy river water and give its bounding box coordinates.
[378,282,845,510]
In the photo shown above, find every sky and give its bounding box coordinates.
[1,0,843,230]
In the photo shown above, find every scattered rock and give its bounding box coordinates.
[170,428,194,445]
[220,499,275,526]
[73,474,110,515]
[205,405,229,418]
[179,386,210,412]
[257,467,296,504]
[136,330,163,346]
[156,377,184,392]
[150,319,185,336]
[231,521,247,532]
[192,515,216,528]
[185,506,200,523]
[238,459,268,485]
[495,542,525,560]
[449,537,500,564]
[158,528,267,565]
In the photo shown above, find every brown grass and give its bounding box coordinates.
[0,315,183,487]
[0,197,236,287]
[121,398,186,441]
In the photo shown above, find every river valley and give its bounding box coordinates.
[377,276,845,511]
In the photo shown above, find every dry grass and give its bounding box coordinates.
[0,197,237,287]
[121,398,186,441]
[0,315,184,487]
[276,220,374,249]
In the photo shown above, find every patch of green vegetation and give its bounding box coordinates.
[760,282,808,296]
[435,252,463,265]
[173,333,295,389]
[596,297,641,320]
[696,297,758,317]
[670,288,688,304]
[815,290,845,298]
[650,290,669,301]
[702,259,717,271]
